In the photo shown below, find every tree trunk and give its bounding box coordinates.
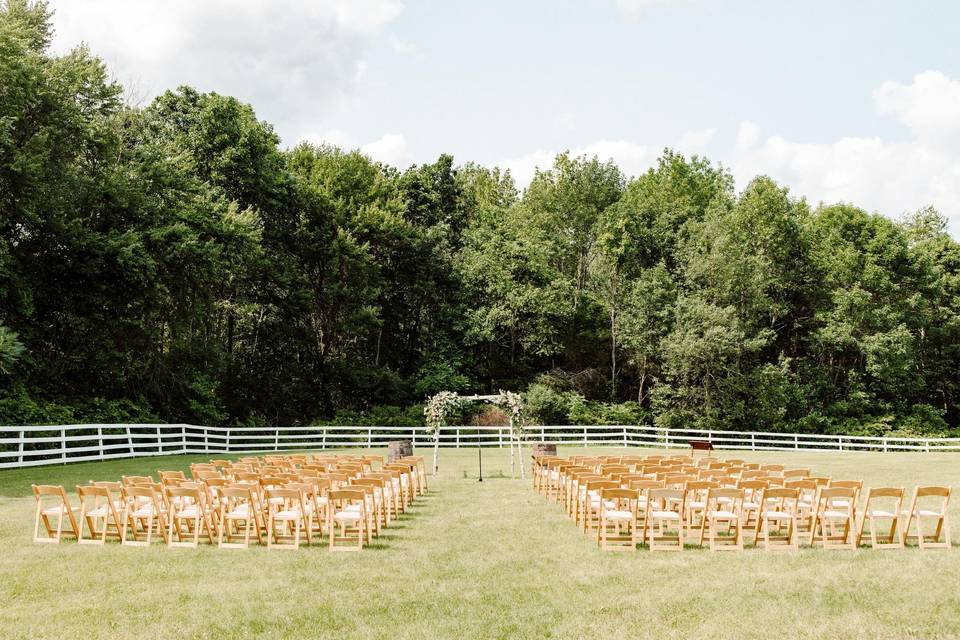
[432,431,440,476]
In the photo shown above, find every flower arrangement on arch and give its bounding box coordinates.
[495,389,526,437]
[424,391,462,433]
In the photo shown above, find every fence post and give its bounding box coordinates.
[226,428,231,454]
[455,427,460,448]
[750,433,755,451]
[583,426,588,445]
[156,426,163,454]
[274,429,279,451]
[98,425,104,460]
[126,425,133,455]
[61,428,67,462]
[181,424,187,454]
[204,427,209,454]
[794,434,799,450]
[883,437,888,453]
[322,427,327,450]
[499,428,504,448]
[838,437,843,452]
[623,426,628,447]
[925,439,931,453]
[18,429,24,464]
[540,426,545,442]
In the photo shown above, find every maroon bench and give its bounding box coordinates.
[689,440,715,456]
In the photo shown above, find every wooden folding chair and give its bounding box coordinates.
[582,479,619,532]
[756,487,800,550]
[398,456,427,495]
[811,487,857,550]
[566,470,597,521]
[829,480,863,533]
[265,487,310,550]
[644,488,686,551]
[855,487,905,549]
[122,475,154,486]
[629,480,662,536]
[328,488,368,551]
[786,478,819,536]
[368,472,399,522]
[353,478,387,533]
[683,480,717,534]
[349,483,380,539]
[903,486,951,549]
[32,485,80,544]
[598,488,639,551]
[120,485,169,546]
[166,485,215,548]
[217,485,264,548]
[384,463,415,507]
[737,479,769,533]
[76,484,123,545]
[699,487,744,551]
[161,470,188,485]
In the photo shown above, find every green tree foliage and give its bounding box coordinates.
[1,5,959,436]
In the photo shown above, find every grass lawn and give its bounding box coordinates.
[1,446,958,639]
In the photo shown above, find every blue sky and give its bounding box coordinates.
[50,0,960,229]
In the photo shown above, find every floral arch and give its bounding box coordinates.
[424,390,527,479]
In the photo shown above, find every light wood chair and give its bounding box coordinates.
[699,487,744,551]
[598,488,639,551]
[76,484,123,545]
[582,479,619,532]
[120,485,169,546]
[810,487,857,550]
[217,485,263,548]
[32,485,80,544]
[353,477,387,532]
[903,486,951,549]
[166,485,215,548]
[756,487,800,551]
[265,487,309,550]
[855,487,905,549]
[644,488,685,551]
[328,488,368,551]
[683,480,717,534]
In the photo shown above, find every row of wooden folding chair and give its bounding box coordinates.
[32,454,427,551]
[532,455,951,551]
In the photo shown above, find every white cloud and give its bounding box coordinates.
[389,33,417,55]
[614,0,668,18]
[731,71,960,230]
[301,130,413,168]
[499,130,705,187]
[361,133,413,168]
[677,128,716,154]
[49,0,405,145]
[502,71,960,233]
[552,111,577,131]
[874,70,960,148]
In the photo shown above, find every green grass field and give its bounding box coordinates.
[1,447,958,640]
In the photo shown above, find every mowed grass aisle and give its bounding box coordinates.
[1,447,959,639]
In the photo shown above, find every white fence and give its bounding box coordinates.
[1,423,958,469]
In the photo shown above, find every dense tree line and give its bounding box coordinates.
[2,2,960,436]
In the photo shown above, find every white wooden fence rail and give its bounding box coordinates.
[0,423,957,469]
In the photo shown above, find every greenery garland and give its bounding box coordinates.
[424,391,462,433]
